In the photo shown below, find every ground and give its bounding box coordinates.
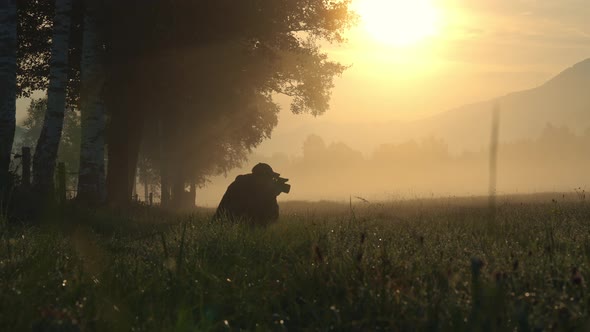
[1,193,589,331]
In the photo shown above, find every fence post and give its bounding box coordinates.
[56,162,66,205]
[21,147,31,188]
[149,192,153,206]
[488,103,500,224]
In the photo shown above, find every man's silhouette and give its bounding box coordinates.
[213,163,289,225]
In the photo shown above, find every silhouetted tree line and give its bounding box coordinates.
[0,0,356,210]
[242,126,590,200]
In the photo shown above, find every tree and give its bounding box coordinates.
[32,0,73,194]
[16,0,53,99]
[15,1,356,207]
[102,0,355,206]
[303,134,327,160]
[0,0,17,193]
[20,97,80,189]
[77,0,106,203]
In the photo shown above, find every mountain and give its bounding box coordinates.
[405,58,590,152]
[255,58,590,156]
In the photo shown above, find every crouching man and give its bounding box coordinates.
[213,163,290,225]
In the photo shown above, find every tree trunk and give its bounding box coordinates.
[158,119,170,207]
[105,80,144,206]
[160,165,170,207]
[189,179,196,207]
[32,0,73,195]
[143,163,148,203]
[0,0,17,193]
[171,169,185,209]
[138,158,150,204]
[77,0,106,203]
[132,167,137,199]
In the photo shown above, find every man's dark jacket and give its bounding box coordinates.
[213,173,279,224]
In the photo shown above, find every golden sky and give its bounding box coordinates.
[15,0,590,155]
[253,0,590,155]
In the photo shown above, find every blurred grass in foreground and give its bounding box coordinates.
[1,194,589,331]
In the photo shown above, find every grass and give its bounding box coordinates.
[1,194,589,331]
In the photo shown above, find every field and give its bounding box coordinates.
[1,193,589,331]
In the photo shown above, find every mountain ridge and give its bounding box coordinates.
[257,57,590,156]
[400,57,590,152]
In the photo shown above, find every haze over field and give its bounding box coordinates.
[196,0,590,206]
[252,0,590,154]
[12,0,590,206]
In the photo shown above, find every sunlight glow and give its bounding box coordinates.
[354,0,441,47]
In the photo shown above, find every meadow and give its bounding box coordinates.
[1,193,589,331]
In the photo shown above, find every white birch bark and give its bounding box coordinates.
[77,0,106,202]
[32,0,73,193]
[0,0,17,190]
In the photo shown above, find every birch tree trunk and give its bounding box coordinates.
[32,0,73,194]
[0,0,17,192]
[143,169,148,203]
[77,0,106,203]
[158,119,170,207]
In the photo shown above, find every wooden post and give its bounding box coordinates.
[488,103,500,223]
[132,167,137,198]
[56,162,66,204]
[149,192,153,206]
[171,171,184,209]
[21,147,31,188]
[143,166,149,203]
[161,168,170,208]
[158,119,170,207]
[189,180,196,208]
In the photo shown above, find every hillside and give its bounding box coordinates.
[406,58,590,151]
[257,58,590,155]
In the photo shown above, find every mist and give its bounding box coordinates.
[15,56,590,208]
[9,0,590,210]
[193,57,590,207]
[196,122,589,206]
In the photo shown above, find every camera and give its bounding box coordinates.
[275,176,291,194]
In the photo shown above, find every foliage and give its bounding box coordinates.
[15,0,357,204]
[17,0,84,107]
[131,0,355,186]
[19,97,81,188]
[1,197,590,330]
[16,0,52,98]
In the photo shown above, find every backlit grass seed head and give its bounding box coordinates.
[513,259,519,271]
[164,257,177,272]
[356,251,363,263]
[471,257,485,279]
[494,271,508,282]
[571,267,584,286]
[314,245,323,264]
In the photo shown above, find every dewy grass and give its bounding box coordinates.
[1,197,590,331]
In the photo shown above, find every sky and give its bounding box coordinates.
[16,0,590,135]
[252,0,590,156]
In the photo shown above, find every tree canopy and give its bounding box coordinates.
[15,0,356,205]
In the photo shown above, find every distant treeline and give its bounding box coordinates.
[211,124,590,202]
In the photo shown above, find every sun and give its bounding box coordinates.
[354,0,441,47]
